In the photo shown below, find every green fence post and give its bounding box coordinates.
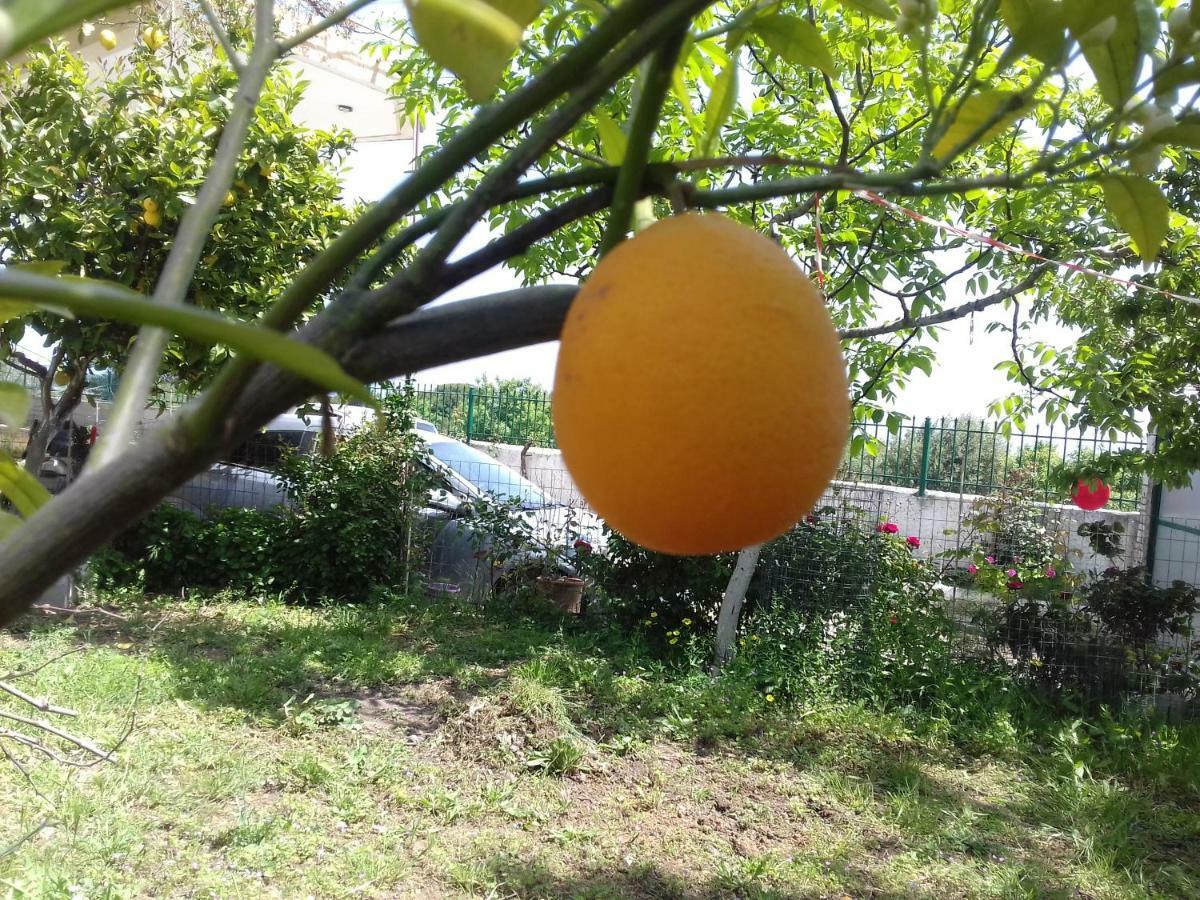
[917,417,933,497]
[465,387,476,445]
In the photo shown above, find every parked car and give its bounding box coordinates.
[166,407,602,600]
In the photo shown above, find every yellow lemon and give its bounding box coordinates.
[99,29,118,51]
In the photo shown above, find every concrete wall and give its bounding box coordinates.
[474,441,1149,575]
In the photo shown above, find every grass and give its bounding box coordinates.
[1,591,1198,898]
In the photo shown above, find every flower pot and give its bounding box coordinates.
[535,575,585,615]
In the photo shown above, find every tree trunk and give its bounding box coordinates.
[711,543,763,671]
[23,361,88,481]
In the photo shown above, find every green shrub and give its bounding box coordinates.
[580,527,736,644]
[92,392,431,600]
[728,517,954,705]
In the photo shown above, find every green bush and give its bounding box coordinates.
[92,394,431,600]
[728,517,954,704]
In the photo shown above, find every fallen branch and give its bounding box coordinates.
[0,680,78,717]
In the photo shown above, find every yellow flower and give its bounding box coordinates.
[751,635,760,642]
[766,694,775,702]
[669,638,678,645]
[682,618,692,626]
[650,612,657,618]
[739,639,746,647]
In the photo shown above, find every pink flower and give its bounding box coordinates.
[884,522,899,534]
[967,563,978,574]
[889,616,898,625]
[906,536,921,548]
[985,556,996,565]
[1006,568,1017,578]
[1045,567,1056,579]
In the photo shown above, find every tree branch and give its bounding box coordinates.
[93,0,279,469]
[352,286,578,380]
[599,26,686,254]
[198,0,244,72]
[838,265,1050,340]
[278,0,380,54]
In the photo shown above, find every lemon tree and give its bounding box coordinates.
[0,28,352,474]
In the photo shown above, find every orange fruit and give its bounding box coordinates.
[553,212,849,556]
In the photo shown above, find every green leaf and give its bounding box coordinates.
[405,0,542,102]
[932,90,1026,159]
[0,511,20,541]
[999,0,1067,66]
[0,270,373,403]
[699,57,739,159]
[594,110,627,164]
[0,452,50,519]
[1064,0,1159,112]
[0,0,134,59]
[751,14,837,78]
[1101,175,1169,264]
[842,0,897,21]
[0,382,29,430]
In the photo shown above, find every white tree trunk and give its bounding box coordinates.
[711,543,763,670]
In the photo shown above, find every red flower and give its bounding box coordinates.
[805,514,818,525]
[1007,579,1024,590]
[573,538,592,553]
[889,616,898,625]
[875,522,899,534]
[1072,478,1111,511]
[906,535,921,548]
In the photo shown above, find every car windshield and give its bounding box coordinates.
[426,439,551,509]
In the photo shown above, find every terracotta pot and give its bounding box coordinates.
[535,575,586,615]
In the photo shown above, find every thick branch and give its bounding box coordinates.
[352,286,578,380]
[837,266,1050,340]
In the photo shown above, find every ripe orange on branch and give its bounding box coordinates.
[553,212,850,556]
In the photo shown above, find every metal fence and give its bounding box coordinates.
[842,415,1147,510]
[402,383,1148,511]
